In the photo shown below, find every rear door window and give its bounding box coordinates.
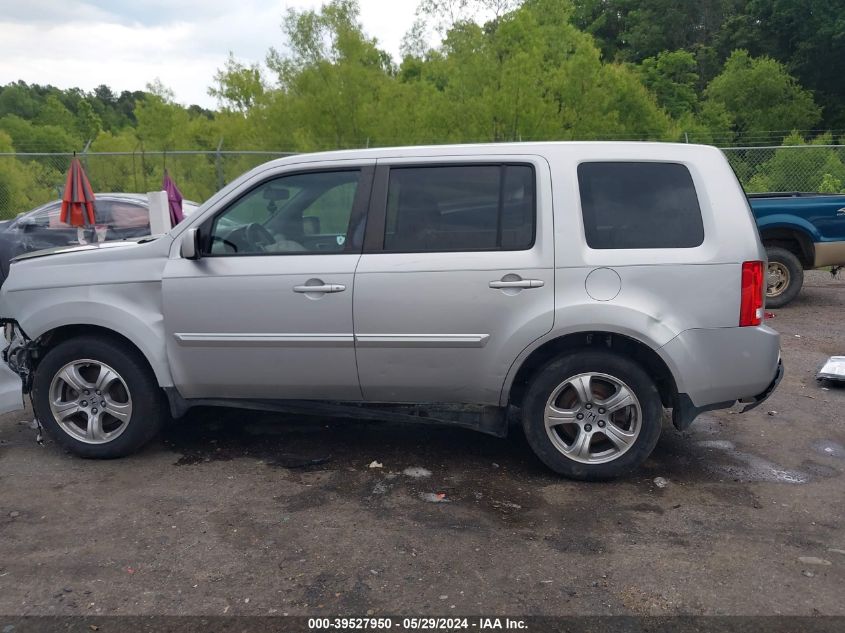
[577,162,704,249]
[384,164,535,252]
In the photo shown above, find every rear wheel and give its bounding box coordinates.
[522,351,663,480]
[765,246,803,308]
[32,336,165,458]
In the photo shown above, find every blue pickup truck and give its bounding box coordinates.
[749,193,845,307]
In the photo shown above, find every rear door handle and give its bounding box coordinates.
[489,279,544,289]
[293,283,346,294]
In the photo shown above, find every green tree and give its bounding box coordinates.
[36,94,76,130]
[209,53,266,114]
[134,82,190,151]
[704,50,820,144]
[265,0,394,149]
[638,50,699,118]
[719,0,845,128]
[0,130,62,218]
[75,99,102,142]
[0,114,79,152]
[404,0,673,143]
[0,83,39,119]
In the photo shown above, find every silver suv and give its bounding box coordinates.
[0,143,782,479]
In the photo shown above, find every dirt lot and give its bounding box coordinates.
[0,270,843,617]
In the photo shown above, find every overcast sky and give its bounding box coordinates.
[0,0,423,108]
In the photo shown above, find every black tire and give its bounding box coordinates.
[765,246,803,308]
[32,336,165,458]
[521,350,663,480]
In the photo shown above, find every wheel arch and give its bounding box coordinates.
[503,331,679,410]
[20,312,173,389]
[759,225,816,268]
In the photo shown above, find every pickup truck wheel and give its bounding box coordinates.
[522,351,662,480]
[32,336,165,458]
[765,246,803,308]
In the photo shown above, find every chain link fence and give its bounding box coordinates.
[0,150,295,219]
[2,145,844,219]
[721,145,845,194]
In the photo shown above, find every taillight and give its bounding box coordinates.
[740,260,764,326]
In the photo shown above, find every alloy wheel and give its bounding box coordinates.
[544,372,642,464]
[48,359,133,444]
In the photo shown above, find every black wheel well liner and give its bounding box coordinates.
[507,331,678,410]
[760,228,815,268]
[31,324,156,380]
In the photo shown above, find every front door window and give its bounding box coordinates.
[207,171,360,255]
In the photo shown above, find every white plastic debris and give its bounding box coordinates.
[419,492,449,503]
[403,467,432,478]
[653,477,669,488]
[798,556,832,566]
[368,461,383,469]
[817,356,845,382]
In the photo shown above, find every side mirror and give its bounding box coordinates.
[17,217,35,231]
[180,227,201,260]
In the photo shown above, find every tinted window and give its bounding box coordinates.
[578,162,704,249]
[208,171,360,255]
[384,165,535,252]
[96,201,150,229]
[25,203,68,229]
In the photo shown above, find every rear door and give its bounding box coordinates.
[353,156,555,405]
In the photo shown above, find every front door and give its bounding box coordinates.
[353,158,555,405]
[163,164,373,400]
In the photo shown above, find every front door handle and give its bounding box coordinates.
[293,283,346,294]
[489,279,544,289]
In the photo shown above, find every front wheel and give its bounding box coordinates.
[522,351,663,480]
[32,336,165,458]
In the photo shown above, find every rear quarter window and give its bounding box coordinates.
[577,162,705,249]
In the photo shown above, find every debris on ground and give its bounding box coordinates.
[767,410,777,416]
[273,454,331,469]
[802,570,815,578]
[29,417,43,446]
[817,356,845,383]
[491,500,522,510]
[368,461,383,469]
[653,477,669,488]
[798,556,832,566]
[419,492,449,503]
[403,467,432,478]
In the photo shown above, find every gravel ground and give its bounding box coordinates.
[0,270,843,617]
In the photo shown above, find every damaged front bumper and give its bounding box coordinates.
[0,320,32,416]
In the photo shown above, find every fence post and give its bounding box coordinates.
[215,138,224,191]
[80,139,92,174]
[140,143,148,192]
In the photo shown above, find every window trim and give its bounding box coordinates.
[199,166,374,258]
[576,160,705,251]
[363,162,537,254]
